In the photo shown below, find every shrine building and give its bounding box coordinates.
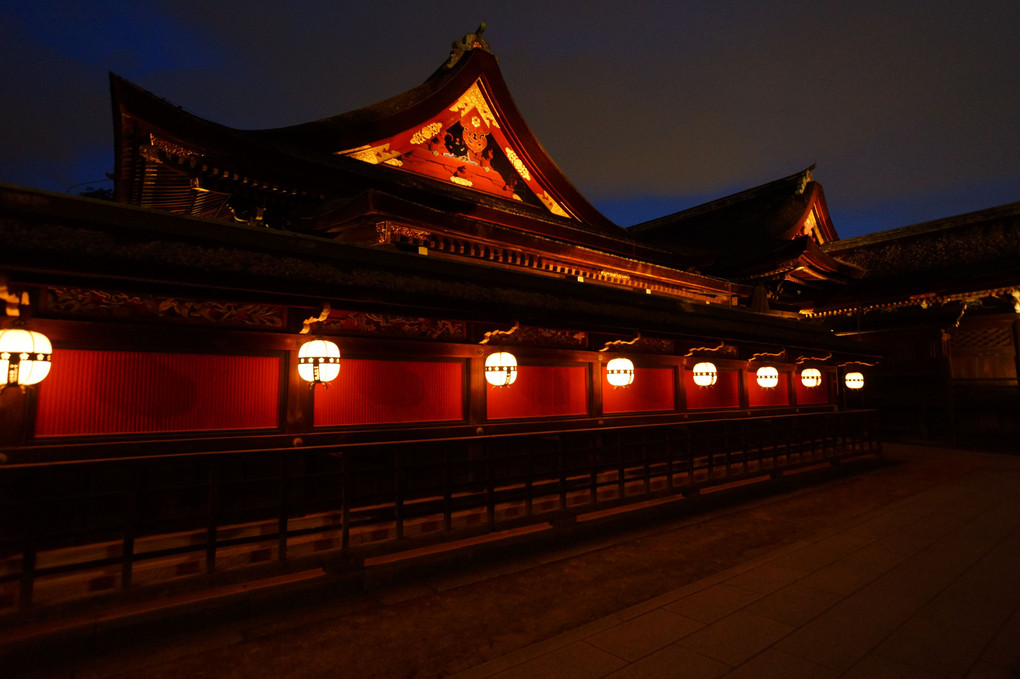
[0,27,1014,616]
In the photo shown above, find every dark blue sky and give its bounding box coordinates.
[1,1,1016,239]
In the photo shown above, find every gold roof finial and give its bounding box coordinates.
[446,22,490,69]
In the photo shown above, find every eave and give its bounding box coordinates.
[298,189,745,304]
[0,184,865,356]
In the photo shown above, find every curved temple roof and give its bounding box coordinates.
[109,35,741,304]
[111,43,619,236]
[108,30,868,309]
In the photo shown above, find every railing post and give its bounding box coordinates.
[340,451,351,553]
[485,441,495,529]
[642,433,651,494]
[206,459,221,575]
[277,455,289,562]
[18,471,38,611]
[665,428,675,491]
[614,432,626,500]
[121,464,139,591]
[443,447,453,531]
[395,448,405,540]
[558,435,568,511]
[524,442,534,517]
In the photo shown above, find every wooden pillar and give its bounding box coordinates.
[285,347,313,434]
[591,356,604,418]
[0,386,29,448]
[467,349,487,426]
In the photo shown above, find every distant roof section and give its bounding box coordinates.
[627,167,863,301]
[807,201,1020,316]
[629,166,833,247]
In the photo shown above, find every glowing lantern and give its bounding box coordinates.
[298,339,340,385]
[606,357,635,387]
[0,328,52,388]
[484,351,517,387]
[756,366,779,389]
[845,371,864,390]
[692,361,718,387]
[800,368,822,388]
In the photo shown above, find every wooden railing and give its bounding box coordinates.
[0,410,881,614]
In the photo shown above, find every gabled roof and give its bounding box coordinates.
[111,43,620,237]
[259,48,612,229]
[109,35,740,303]
[807,201,1020,316]
[627,167,863,293]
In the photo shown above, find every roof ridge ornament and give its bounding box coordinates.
[446,22,491,69]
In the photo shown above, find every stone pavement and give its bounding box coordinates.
[6,444,1019,678]
[450,445,1020,679]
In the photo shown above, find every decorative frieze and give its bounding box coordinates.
[44,287,285,328]
[323,310,466,341]
[473,323,586,348]
[375,221,433,246]
[148,133,198,160]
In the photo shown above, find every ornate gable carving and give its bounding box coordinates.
[337,80,570,219]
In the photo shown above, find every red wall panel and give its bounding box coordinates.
[487,365,587,420]
[34,350,280,437]
[685,369,740,410]
[314,359,463,426]
[603,367,675,414]
[746,371,792,407]
[794,373,832,405]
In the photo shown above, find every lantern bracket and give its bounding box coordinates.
[300,303,331,335]
[0,275,30,319]
[479,320,519,345]
[599,331,641,353]
[748,349,786,364]
[683,341,735,358]
[795,353,831,364]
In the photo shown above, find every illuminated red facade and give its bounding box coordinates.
[0,36,882,457]
[15,29,1017,617]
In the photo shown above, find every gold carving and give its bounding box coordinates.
[450,176,473,187]
[600,271,631,283]
[503,148,531,181]
[148,134,197,159]
[538,191,570,218]
[45,287,284,328]
[323,310,465,340]
[375,221,432,245]
[449,82,499,130]
[516,326,587,348]
[411,122,443,145]
[344,144,401,165]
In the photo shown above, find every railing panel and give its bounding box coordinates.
[0,410,881,612]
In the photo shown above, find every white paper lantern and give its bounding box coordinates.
[484,352,518,387]
[756,366,779,389]
[298,339,340,385]
[0,328,52,387]
[844,371,865,390]
[692,361,718,387]
[800,368,822,388]
[606,357,635,387]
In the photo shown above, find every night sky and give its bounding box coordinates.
[1,1,1016,239]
